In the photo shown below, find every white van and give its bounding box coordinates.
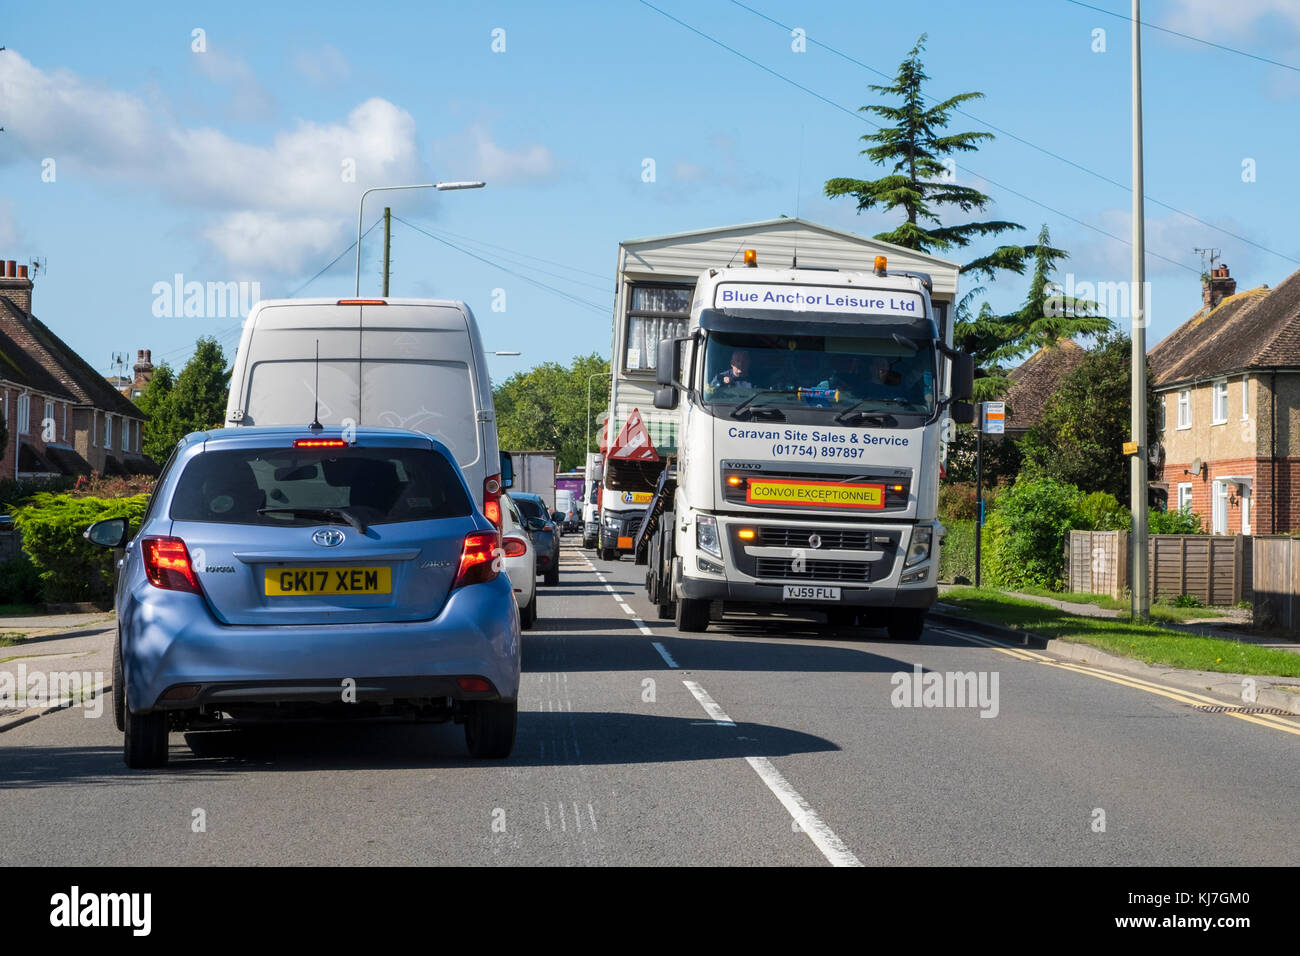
[224,297,504,524]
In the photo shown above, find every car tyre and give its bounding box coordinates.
[600,547,617,562]
[520,591,537,629]
[112,633,125,732]
[123,704,169,768]
[545,564,559,587]
[887,608,927,641]
[465,700,517,759]
[675,596,709,633]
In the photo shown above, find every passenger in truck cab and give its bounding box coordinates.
[709,348,754,389]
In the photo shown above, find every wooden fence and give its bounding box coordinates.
[1251,537,1300,630]
[1067,531,1250,605]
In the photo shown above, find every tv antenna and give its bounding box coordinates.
[1194,247,1220,277]
[308,339,323,433]
[28,257,45,277]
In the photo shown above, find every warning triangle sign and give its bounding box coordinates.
[608,409,659,461]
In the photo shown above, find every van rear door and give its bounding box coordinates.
[235,302,361,427]
[359,302,482,481]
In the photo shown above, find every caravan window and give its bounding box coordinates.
[624,284,691,373]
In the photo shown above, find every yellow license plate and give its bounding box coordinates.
[620,491,653,504]
[746,480,884,510]
[265,567,392,596]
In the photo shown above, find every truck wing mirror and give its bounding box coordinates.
[949,352,975,401]
[654,386,679,410]
[656,339,677,386]
[949,401,976,425]
[590,464,603,483]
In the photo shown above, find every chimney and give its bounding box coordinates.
[0,258,34,314]
[1202,263,1237,310]
[133,347,155,384]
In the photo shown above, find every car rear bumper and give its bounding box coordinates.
[120,576,520,713]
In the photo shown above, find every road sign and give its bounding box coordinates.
[981,402,1005,435]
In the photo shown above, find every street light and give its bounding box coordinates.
[587,370,613,458]
[354,181,486,295]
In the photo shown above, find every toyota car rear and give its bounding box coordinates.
[92,426,520,768]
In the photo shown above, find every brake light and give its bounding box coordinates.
[502,537,528,557]
[543,523,555,533]
[336,299,386,305]
[483,473,503,530]
[453,531,501,589]
[293,438,348,448]
[142,536,202,594]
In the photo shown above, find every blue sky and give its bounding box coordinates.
[2,0,1299,383]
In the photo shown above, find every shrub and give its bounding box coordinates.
[1077,491,1129,531]
[1148,507,1204,535]
[1172,593,1204,608]
[10,493,149,602]
[68,474,156,499]
[0,476,75,510]
[983,477,1086,591]
[939,518,976,583]
[938,482,1002,522]
[0,555,43,605]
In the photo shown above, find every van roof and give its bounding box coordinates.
[250,297,472,310]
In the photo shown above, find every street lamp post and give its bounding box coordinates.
[354,181,485,295]
[587,370,613,458]
[1130,0,1150,621]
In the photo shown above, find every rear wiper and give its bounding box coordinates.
[834,397,915,424]
[258,506,368,534]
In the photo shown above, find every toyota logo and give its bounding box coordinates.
[313,528,346,547]
[808,534,822,549]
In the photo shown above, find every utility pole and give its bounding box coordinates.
[1130,0,1150,621]
[382,207,392,297]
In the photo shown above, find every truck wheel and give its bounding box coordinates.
[583,535,596,549]
[887,608,927,641]
[464,700,517,759]
[657,599,675,620]
[600,547,617,562]
[123,704,169,768]
[675,596,709,632]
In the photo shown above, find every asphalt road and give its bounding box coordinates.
[2,540,1298,866]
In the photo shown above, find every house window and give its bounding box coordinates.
[1212,480,1229,534]
[1177,389,1191,429]
[105,415,113,449]
[17,394,30,434]
[1241,378,1249,419]
[1212,379,1228,424]
[1177,483,1193,512]
[623,284,692,372]
[1159,394,1167,432]
[42,400,53,441]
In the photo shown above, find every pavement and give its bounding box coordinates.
[0,611,115,728]
[1,539,1297,866]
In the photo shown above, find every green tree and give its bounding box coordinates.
[956,225,1110,400]
[137,337,229,462]
[493,354,610,471]
[824,33,1027,280]
[1019,333,1157,506]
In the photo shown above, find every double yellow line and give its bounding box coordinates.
[939,628,1300,738]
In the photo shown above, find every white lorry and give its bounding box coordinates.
[641,249,974,637]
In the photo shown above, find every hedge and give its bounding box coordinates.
[10,493,149,602]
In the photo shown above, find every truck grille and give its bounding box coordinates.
[754,527,894,552]
[755,558,877,582]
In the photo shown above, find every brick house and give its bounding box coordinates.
[1150,263,1300,534]
[1002,339,1087,437]
[0,259,152,478]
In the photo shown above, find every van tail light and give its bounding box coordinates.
[142,536,202,594]
[502,537,528,558]
[483,473,503,529]
[453,531,501,589]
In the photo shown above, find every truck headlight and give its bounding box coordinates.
[696,515,722,559]
[904,526,932,568]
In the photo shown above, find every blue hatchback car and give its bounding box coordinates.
[86,426,520,768]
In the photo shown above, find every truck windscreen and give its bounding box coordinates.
[701,330,936,416]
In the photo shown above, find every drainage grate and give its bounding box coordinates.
[1192,704,1297,717]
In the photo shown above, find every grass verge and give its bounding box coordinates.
[938,587,1300,678]
[0,632,26,648]
[1009,587,1232,622]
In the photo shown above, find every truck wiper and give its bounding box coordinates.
[257,506,369,534]
[834,397,915,424]
[729,389,794,419]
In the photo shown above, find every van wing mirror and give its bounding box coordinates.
[499,451,514,489]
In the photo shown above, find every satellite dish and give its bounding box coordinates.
[1190,457,1204,477]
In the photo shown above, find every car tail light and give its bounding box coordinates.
[483,473,503,529]
[458,677,492,692]
[502,537,528,557]
[453,531,501,589]
[142,536,202,594]
[543,523,554,532]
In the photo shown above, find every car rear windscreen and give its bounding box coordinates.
[170,446,473,525]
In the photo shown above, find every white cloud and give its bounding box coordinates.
[1067,208,1204,280]
[436,124,557,184]
[0,50,422,274]
[192,48,276,121]
[292,45,352,85]
[1164,0,1300,37]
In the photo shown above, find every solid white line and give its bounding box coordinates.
[633,619,654,636]
[652,641,678,667]
[745,756,863,867]
[683,680,735,726]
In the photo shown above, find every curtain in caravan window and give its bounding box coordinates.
[626,285,691,372]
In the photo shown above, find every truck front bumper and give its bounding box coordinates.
[678,575,936,609]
